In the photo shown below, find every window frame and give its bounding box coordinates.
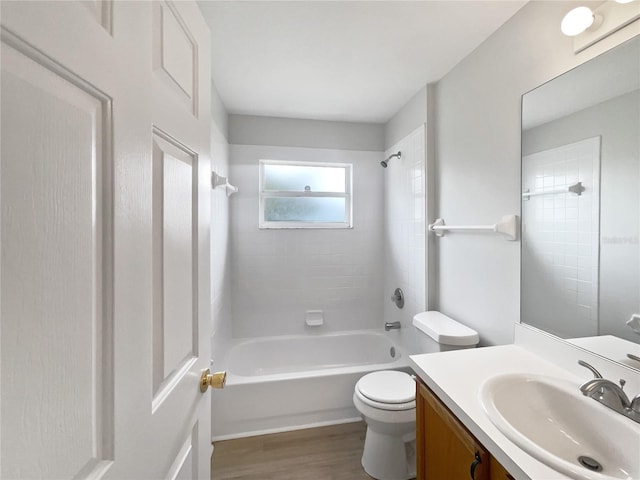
[258,159,353,229]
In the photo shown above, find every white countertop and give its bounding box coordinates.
[409,344,584,480]
[568,335,640,370]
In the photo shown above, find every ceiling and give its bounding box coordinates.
[197,1,527,124]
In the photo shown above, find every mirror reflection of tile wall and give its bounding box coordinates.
[523,89,639,343]
[522,137,600,338]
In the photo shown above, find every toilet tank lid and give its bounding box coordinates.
[412,311,479,346]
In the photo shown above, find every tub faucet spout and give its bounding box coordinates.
[385,321,401,331]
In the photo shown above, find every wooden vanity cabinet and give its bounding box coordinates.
[416,381,514,480]
[490,457,515,480]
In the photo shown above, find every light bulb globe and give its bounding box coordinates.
[561,6,595,36]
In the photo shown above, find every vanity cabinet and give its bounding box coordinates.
[416,381,514,480]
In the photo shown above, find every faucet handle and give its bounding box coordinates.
[578,360,603,379]
[627,353,640,364]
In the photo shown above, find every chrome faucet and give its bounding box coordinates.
[385,321,401,331]
[578,360,640,424]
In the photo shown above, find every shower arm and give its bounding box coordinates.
[381,151,402,168]
[385,152,401,162]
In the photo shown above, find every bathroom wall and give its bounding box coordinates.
[383,126,427,353]
[229,116,385,338]
[385,86,427,150]
[210,82,232,360]
[229,114,385,152]
[433,0,638,346]
[523,91,640,342]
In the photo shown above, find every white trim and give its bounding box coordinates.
[211,417,363,442]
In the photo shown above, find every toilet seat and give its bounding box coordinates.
[355,371,416,411]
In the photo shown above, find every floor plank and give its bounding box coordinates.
[211,421,372,480]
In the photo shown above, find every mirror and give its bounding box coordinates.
[521,35,640,369]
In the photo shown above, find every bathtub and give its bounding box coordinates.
[211,330,409,440]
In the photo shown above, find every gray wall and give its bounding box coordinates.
[229,114,385,152]
[434,0,638,345]
[384,86,427,150]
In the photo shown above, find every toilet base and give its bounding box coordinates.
[361,427,416,480]
[352,390,416,480]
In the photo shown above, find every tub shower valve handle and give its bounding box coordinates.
[200,368,226,392]
[391,288,404,309]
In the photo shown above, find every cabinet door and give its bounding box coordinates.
[417,382,490,480]
[490,457,515,480]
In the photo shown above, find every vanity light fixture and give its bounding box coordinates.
[561,6,597,36]
[562,1,640,53]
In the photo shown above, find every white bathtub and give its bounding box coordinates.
[211,330,409,440]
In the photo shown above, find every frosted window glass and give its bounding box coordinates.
[259,160,352,228]
[264,197,346,223]
[263,164,346,192]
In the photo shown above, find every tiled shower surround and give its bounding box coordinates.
[383,126,427,352]
[229,144,384,338]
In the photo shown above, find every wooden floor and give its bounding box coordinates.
[211,421,373,480]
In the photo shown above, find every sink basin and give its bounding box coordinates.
[480,373,640,480]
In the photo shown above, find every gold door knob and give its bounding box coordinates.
[200,368,226,392]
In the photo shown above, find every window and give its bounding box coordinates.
[259,160,352,228]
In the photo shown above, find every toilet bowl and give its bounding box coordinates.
[353,370,417,480]
[354,311,479,480]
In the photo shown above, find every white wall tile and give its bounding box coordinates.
[383,125,427,353]
[229,144,384,338]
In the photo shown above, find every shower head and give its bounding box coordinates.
[381,151,401,168]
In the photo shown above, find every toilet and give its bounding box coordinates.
[353,311,479,480]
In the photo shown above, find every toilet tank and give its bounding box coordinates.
[412,311,479,353]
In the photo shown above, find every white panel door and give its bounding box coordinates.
[150,2,213,478]
[0,1,212,478]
